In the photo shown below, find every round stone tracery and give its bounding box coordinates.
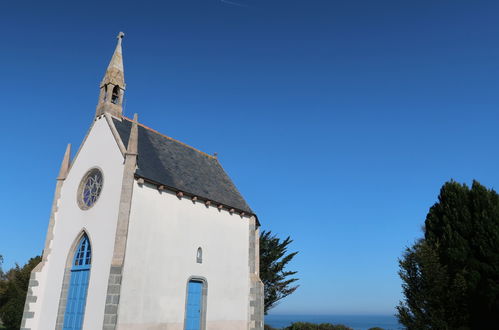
[78,168,103,210]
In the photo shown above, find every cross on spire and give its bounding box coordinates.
[95,32,126,118]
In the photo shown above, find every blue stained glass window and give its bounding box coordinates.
[73,235,91,269]
[79,169,103,209]
[63,234,91,329]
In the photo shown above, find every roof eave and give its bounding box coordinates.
[134,174,259,225]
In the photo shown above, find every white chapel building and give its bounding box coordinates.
[21,33,264,330]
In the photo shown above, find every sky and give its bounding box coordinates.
[1,0,499,316]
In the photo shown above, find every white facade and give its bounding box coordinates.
[24,117,125,329]
[22,34,263,330]
[118,182,251,330]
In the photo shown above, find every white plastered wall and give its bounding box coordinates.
[26,116,125,329]
[118,182,250,330]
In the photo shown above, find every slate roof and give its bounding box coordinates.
[112,117,253,214]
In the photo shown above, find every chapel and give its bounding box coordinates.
[21,33,264,330]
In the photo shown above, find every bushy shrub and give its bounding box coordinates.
[284,322,353,330]
[264,325,279,330]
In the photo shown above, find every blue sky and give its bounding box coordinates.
[1,0,499,315]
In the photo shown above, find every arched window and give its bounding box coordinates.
[196,247,202,264]
[111,85,120,104]
[105,85,109,101]
[63,234,91,329]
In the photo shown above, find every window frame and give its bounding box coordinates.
[77,167,104,210]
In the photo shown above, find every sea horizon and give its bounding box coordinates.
[265,314,402,330]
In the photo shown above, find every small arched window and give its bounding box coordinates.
[196,247,202,264]
[102,85,108,102]
[111,85,120,104]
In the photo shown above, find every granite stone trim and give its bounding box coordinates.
[39,144,71,270]
[248,216,264,330]
[55,265,72,330]
[102,265,122,330]
[55,230,92,330]
[96,34,125,118]
[21,144,72,329]
[102,114,138,329]
[104,113,127,156]
[249,277,264,329]
[20,272,39,329]
[76,167,105,211]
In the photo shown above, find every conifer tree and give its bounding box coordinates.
[260,230,299,314]
[397,180,499,329]
[0,255,41,329]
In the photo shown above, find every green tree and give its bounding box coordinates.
[260,230,299,314]
[397,240,454,329]
[0,255,41,329]
[284,322,353,330]
[397,180,499,329]
[0,255,6,329]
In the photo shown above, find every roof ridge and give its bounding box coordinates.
[122,116,217,160]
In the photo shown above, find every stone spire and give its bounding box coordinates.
[57,144,72,180]
[127,113,139,155]
[96,32,126,118]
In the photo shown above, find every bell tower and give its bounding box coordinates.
[96,32,126,118]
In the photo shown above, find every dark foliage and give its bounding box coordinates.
[260,230,299,314]
[265,322,384,330]
[0,255,41,329]
[284,322,353,330]
[264,325,279,330]
[397,180,499,329]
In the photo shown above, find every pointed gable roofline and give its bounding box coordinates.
[92,34,255,217]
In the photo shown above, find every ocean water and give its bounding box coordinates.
[265,314,402,330]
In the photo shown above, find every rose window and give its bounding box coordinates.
[78,168,103,210]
